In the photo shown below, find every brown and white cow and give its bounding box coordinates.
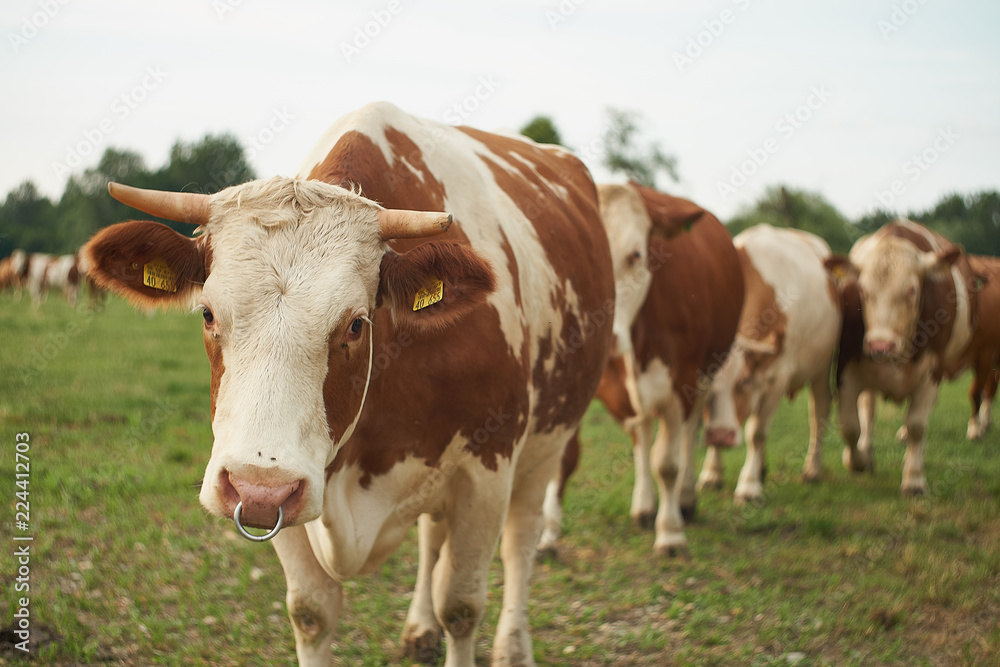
[83,102,615,667]
[828,220,977,495]
[44,253,82,306]
[944,254,1000,439]
[539,182,743,556]
[25,252,53,306]
[698,225,842,504]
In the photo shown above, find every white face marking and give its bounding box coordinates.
[197,178,384,523]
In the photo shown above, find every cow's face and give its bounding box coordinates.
[844,236,959,360]
[597,184,653,355]
[84,178,494,532]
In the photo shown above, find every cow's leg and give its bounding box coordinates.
[966,358,990,440]
[651,397,688,557]
[679,412,700,521]
[433,471,507,667]
[271,525,342,667]
[401,513,447,662]
[734,390,781,505]
[982,361,999,436]
[902,381,938,495]
[839,375,870,472]
[802,370,833,482]
[493,445,562,667]
[857,390,876,467]
[537,430,579,554]
[696,445,725,492]
[628,417,657,529]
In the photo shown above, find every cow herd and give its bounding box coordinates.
[0,248,103,308]
[7,102,998,666]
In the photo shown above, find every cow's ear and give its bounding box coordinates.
[629,181,703,239]
[83,220,207,309]
[377,242,496,333]
[919,246,962,277]
[824,255,858,285]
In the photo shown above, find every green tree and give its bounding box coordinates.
[156,133,255,196]
[520,115,563,146]
[601,108,678,188]
[726,185,856,253]
[0,181,57,256]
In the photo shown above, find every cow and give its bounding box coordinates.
[0,250,27,293]
[25,252,53,306]
[698,225,842,504]
[944,254,1000,439]
[44,253,82,306]
[538,182,743,557]
[826,220,977,495]
[82,102,615,667]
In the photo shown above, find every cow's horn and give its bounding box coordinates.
[108,182,211,225]
[377,208,453,240]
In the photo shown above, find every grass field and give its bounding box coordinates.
[1,295,998,666]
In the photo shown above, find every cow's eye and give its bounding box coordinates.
[346,318,364,340]
[203,308,214,325]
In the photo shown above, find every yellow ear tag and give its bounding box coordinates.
[143,259,178,293]
[413,277,444,311]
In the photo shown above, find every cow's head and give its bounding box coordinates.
[703,334,779,448]
[84,178,495,533]
[826,237,960,361]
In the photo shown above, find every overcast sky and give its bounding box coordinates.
[3,0,999,223]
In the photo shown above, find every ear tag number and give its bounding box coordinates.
[143,259,178,293]
[413,277,444,311]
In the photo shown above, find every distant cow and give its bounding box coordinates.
[0,250,28,293]
[44,253,81,307]
[944,254,1000,439]
[25,252,53,306]
[827,220,977,495]
[540,182,743,556]
[699,225,842,504]
[84,102,614,666]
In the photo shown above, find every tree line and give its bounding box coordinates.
[1,115,996,260]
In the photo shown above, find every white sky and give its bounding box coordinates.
[2,0,998,222]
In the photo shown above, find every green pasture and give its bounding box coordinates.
[1,296,998,665]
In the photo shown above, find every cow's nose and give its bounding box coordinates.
[705,426,738,449]
[866,339,896,357]
[220,470,305,529]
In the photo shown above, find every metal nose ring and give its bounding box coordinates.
[233,502,284,542]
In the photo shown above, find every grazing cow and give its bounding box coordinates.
[827,220,977,495]
[539,182,743,556]
[83,102,615,667]
[698,225,842,504]
[44,253,82,306]
[944,254,1000,439]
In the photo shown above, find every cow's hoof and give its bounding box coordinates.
[895,425,908,442]
[401,628,443,664]
[654,539,690,559]
[535,544,558,562]
[632,510,656,530]
[843,448,873,473]
[696,476,724,491]
[801,470,822,484]
[966,422,983,441]
[680,502,697,523]
[901,485,926,497]
[733,491,763,507]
